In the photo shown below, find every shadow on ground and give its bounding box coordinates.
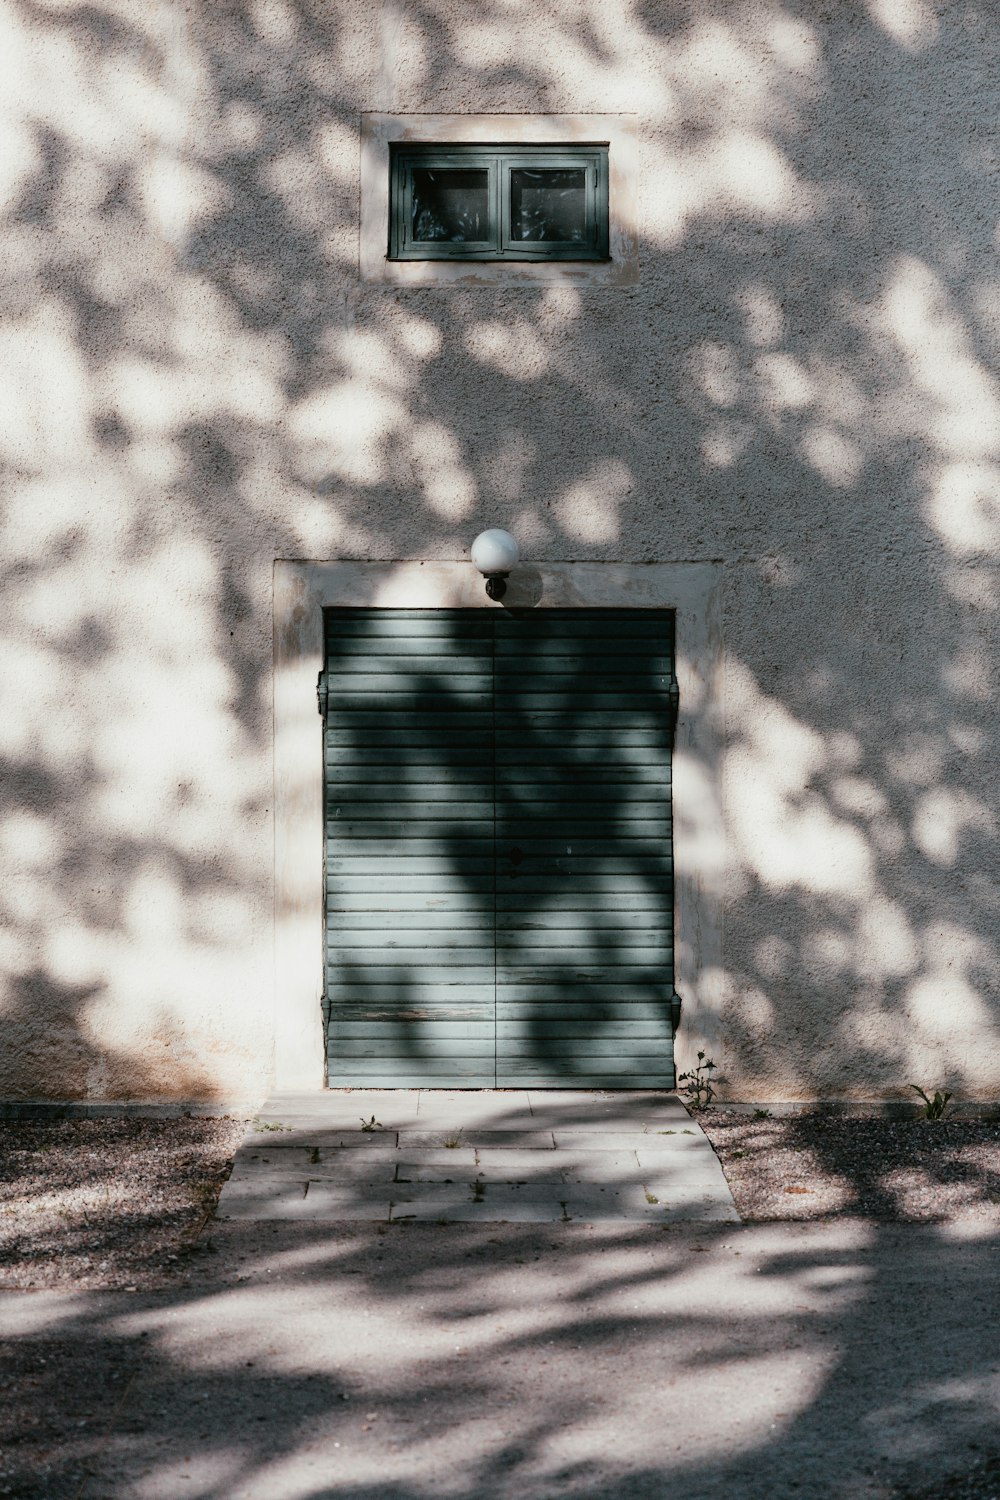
[3,1098,1000,1499]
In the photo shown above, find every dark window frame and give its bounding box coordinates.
[389,143,610,262]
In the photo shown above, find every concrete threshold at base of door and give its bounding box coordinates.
[217,1090,740,1225]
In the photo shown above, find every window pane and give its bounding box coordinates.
[411,168,489,242]
[510,168,587,242]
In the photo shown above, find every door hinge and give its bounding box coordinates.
[317,669,328,718]
[668,677,680,741]
[671,991,683,1035]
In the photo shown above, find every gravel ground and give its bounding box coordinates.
[0,1116,247,1291]
[698,1110,1000,1224]
[4,1111,1000,1295]
[3,1111,1000,1500]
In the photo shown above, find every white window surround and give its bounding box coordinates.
[272,559,724,1091]
[360,114,639,285]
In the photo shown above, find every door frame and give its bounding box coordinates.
[273,560,724,1091]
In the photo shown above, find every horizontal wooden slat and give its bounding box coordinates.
[328,677,492,697]
[333,999,495,1018]
[497,681,672,697]
[493,697,670,714]
[495,909,670,931]
[327,836,493,854]
[326,783,671,804]
[328,1065,495,1085]
[329,765,493,785]
[498,863,673,880]
[327,655,491,673]
[495,1072,673,1088]
[497,945,673,965]
[496,806,671,823]
[497,1053,672,1072]
[497,1000,670,1018]
[333,1021,491,1041]
[329,1035,495,1058]
[495,891,671,910]
[327,613,491,636]
[326,747,494,762]
[328,712,494,729]
[329,946,496,964]
[326,865,671,883]
[497,781,671,800]
[327,966,494,986]
[495,652,672,671]
[327,875,495,895]
[496,965,672,986]
[494,837,672,856]
[328,781,492,800]
[327,809,493,827]
[329,936,492,955]
[494,743,670,759]
[494,620,670,639]
[327,860,495,876]
[327,796,492,814]
[328,910,494,930]
[498,1040,670,1062]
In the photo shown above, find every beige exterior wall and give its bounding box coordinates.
[1,0,998,1103]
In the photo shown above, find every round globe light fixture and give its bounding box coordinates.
[471,528,520,599]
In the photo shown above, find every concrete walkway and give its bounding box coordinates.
[218,1090,739,1224]
[4,1220,1000,1499]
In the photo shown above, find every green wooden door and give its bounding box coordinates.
[323,609,677,1089]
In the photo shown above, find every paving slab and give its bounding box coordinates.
[412,1090,535,1129]
[389,1195,565,1223]
[392,1153,482,1181]
[526,1091,692,1128]
[221,1181,394,1220]
[467,1148,639,1182]
[217,1091,738,1225]
[398,1129,559,1149]
[252,1091,422,1127]
[242,1125,402,1149]
[550,1129,708,1151]
[228,1159,401,1186]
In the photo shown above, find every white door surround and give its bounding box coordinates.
[272,560,724,1091]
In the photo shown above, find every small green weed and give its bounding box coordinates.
[677,1051,718,1110]
[909,1084,953,1120]
[753,1108,772,1120]
[442,1131,464,1148]
[644,1191,659,1204]
[360,1115,383,1132]
[252,1117,289,1133]
[657,1129,677,1136]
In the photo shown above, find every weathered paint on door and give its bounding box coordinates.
[322,609,677,1088]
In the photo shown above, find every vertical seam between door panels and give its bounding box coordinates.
[667,613,675,1071]
[491,614,498,1088]
[321,611,329,1086]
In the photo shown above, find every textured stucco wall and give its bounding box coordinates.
[1,0,998,1101]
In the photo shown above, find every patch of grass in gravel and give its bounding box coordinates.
[0,1117,248,1290]
[699,1111,1000,1223]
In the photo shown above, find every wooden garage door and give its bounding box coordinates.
[322,608,677,1088]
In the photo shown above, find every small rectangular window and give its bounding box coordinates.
[389,144,609,262]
